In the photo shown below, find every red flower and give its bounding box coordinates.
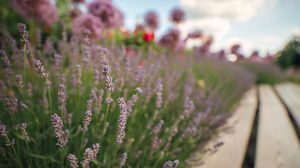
[143,31,155,42]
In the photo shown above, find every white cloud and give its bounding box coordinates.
[179,17,231,48]
[180,0,270,21]
[291,27,300,36]
[179,0,277,50]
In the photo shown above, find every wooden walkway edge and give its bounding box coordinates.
[255,85,300,168]
[191,88,257,168]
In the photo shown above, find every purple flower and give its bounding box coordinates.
[144,10,159,30]
[50,113,69,148]
[81,143,100,168]
[155,80,163,109]
[170,7,185,24]
[159,28,181,48]
[88,0,124,29]
[0,123,8,137]
[163,160,179,168]
[81,111,93,132]
[119,152,127,167]
[116,97,128,145]
[19,122,30,142]
[72,13,103,38]
[68,154,79,168]
[11,0,58,26]
[5,96,18,114]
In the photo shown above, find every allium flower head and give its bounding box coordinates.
[72,13,103,39]
[88,0,124,29]
[144,10,159,30]
[11,0,58,26]
[159,28,181,48]
[170,7,185,24]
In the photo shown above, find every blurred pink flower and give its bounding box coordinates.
[144,10,159,30]
[88,0,124,29]
[11,0,58,26]
[72,13,103,38]
[187,31,203,39]
[170,7,185,24]
[159,28,181,48]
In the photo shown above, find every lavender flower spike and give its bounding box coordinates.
[0,123,8,137]
[19,122,30,142]
[81,111,93,132]
[50,113,69,148]
[163,160,179,168]
[119,152,127,167]
[81,143,100,168]
[156,80,163,109]
[68,154,79,168]
[116,97,128,145]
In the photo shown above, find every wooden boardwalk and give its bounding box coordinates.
[191,83,300,168]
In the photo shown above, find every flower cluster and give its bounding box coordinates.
[11,0,58,26]
[119,152,127,167]
[116,97,128,145]
[68,154,79,168]
[72,14,103,38]
[163,160,179,168]
[159,28,181,48]
[170,7,185,24]
[81,111,93,132]
[18,122,30,142]
[50,114,69,148]
[144,10,159,30]
[81,143,100,168]
[87,0,124,29]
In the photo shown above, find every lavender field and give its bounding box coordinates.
[0,0,299,168]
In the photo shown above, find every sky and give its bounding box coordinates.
[112,0,300,56]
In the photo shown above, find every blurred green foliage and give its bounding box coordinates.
[239,61,286,84]
[276,36,300,69]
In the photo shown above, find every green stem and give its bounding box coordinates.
[5,136,23,168]
[47,86,52,114]
[23,42,26,84]
[60,148,64,167]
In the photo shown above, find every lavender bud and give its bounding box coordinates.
[19,122,30,142]
[119,152,127,167]
[152,120,164,135]
[81,111,92,132]
[116,97,128,145]
[0,50,11,68]
[5,96,18,114]
[58,83,66,114]
[163,160,179,168]
[15,74,24,89]
[72,64,82,87]
[0,123,8,137]
[156,80,163,109]
[68,154,79,168]
[81,143,100,168]
[50,113,69,148]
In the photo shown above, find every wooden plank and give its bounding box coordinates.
[256,85,300,168]
[275,83,300,129]
[191,88,257,168]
